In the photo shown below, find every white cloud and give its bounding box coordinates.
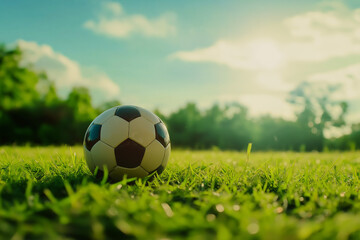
[18,40,120,102]
[309,63,360,101]
[288,62,360,137]
[171,39,292,92]
[171,39,293,93]
[256,72,295,92]
[84,2,176,39]
[283,2,360,62]
[104,1,124,16]
[172,2,360,66]
[348,112,360,124]
[306,62,360,130]
[324,125,352,139]
[171,39,285,71]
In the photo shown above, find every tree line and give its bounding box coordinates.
[1,44,359,151]
[0,45,119,145]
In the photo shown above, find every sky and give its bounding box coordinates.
[1,0,360,136]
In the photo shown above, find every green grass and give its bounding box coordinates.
[1,146,360,240]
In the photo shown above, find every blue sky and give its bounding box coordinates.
[1,0,360,136]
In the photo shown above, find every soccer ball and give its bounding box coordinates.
[83,105,171,181]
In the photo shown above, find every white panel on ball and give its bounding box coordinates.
[84,147,95,172]
[109,166,149,181]
[101,116,129,147]
[93,107,117,125]
[162,144,171,168]
[141,140,165,172]
[129,117,156,147]
[91,141,117,171]
[137,107,160,125]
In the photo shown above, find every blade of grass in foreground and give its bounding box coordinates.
[244,142,252,170]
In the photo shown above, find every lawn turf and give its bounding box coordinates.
[1,146,360,239]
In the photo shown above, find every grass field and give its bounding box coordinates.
[1,147,360,240]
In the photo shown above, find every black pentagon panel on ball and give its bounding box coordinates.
[85,124,102,151]
[155,122,170,147]
[115,106,141,122]
[115,139,145,168]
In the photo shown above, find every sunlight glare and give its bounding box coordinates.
[247,39,285,70]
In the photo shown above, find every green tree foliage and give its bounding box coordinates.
[164,103,249,150]
[0,45,39,110]
[252,116,302,151]
[217,103,251,150]
[165,103,202,148]
[287,82,348,151]
[0,44,104,145]
[327,123,360,151]
[67,87,97,122]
